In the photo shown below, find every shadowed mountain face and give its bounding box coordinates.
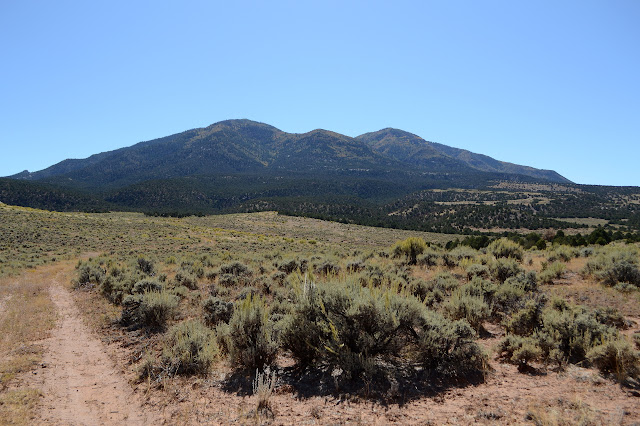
[11,119,570,189]
[356,128,570,183]
[12,120,415,189]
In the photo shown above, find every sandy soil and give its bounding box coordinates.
[28,276,157,425]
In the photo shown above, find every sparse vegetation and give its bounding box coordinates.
[226,294,277,371]
[160,319,218,376]
[2,204,639,423]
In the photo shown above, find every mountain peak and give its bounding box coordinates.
[204,119,281,132]
[7,120,570,185]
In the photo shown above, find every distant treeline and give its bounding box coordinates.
[447,227,640,251]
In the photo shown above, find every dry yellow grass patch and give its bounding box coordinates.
[0,264,64,424]
[544,269,640,317]
[0,388,42,425]
[524,397,605,426]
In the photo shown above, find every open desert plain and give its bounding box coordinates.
[1,203,639,425]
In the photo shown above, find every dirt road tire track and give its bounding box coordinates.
[32,274,154,425]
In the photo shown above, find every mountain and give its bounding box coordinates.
[356,128,571,183]
[10,119,570,190]
[9,118,626,234]
[13,120,412,190]
[0,120,600,221]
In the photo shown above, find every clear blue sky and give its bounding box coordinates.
[1,1,638,186]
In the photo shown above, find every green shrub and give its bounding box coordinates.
[593,307,626,329]
[489,258,523,282]
[580,247,595,258]
[466,263,489,280]
[584,246,640,287]
[100,276,129,304]
[539,261,566,284]
[450,246,478,261]
[281,278,485,380]
[492,273,539,318]
[414,272,460,306]
[271,271,287,285]
[505,271,538,293]
[598,262,640,287]
[203,296,234,325]
[346,260,365,273]
[492,281,525,317]
[443,291,490,332]
[391,237,427,265]
[536,302,616,364]
[132,279,163,294]
[171,285,189,299]
[614,282,638,293]
[417,248,439,267]
[136,256,155,275]
[205,270,218,282]
[180,261,204,278]
[315,261,341,276]
[504,299,544,336]
[218,273,240,287]
[498,335,542,367]
[441,253,457,268]
[174,270,198,290]
[121,290,179,330]
[73,261,105,288]
[280,297,328,366]
[547,246,578,263]
[220,261,252,277]
[415,311,486,376]
[236,286,260,301]
[431,272,461,293]
[227,294,277,371]
[409,279,433,303]
[587,339,640,381]
[276,258,308,274]
[460,276,497,301]
[488,238,523,261]
[161,320,218,375]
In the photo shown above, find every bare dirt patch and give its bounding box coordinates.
[26,271,157,425]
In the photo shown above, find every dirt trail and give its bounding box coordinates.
[31,272,155,425]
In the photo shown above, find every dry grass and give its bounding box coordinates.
[0,265,60,424]
[0,389,42,425]
[547,277,640,317]
[183,211,457,248]
[543,257,640,317]
[554,217,610,227]
[524,396,613,426]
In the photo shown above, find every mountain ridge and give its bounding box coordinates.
[356,128,569,183]
[10,119,570,185]
[3,120,639,236]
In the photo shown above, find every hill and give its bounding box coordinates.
[3,119,640,235]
